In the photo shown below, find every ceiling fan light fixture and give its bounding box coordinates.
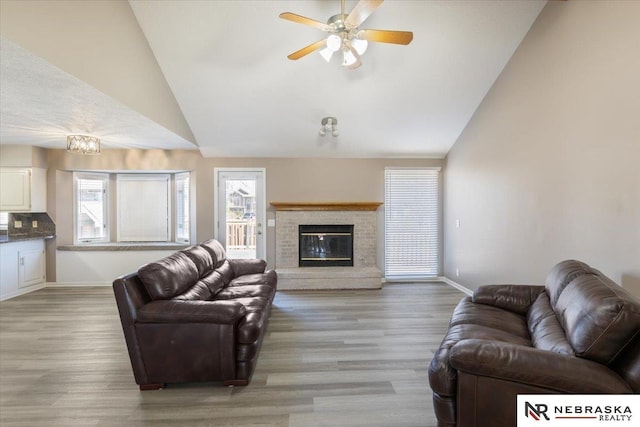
[319,47,334,62]
[326,34,342,52]
[351,38,368,55]
[342,48,357,67]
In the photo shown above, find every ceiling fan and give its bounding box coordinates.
[279,0,413,70]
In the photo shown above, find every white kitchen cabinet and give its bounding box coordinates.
[19,246,45,288]
[0,167,47,212]
[0,239,46,300]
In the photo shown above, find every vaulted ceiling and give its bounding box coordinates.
[0,0,547,158]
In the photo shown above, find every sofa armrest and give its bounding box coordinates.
[137,300,247,324]
[229,258,267,276]
[472,285,545,314]
[450,339,632,393]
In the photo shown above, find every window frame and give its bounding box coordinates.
[175,172,191,244]
[73,172,110,244]
[72,171,192,245]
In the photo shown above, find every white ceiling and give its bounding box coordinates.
[0,0,547,158]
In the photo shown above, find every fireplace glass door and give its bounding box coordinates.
[299,225,354,267]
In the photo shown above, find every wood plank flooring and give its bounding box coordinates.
[0,283,464,426]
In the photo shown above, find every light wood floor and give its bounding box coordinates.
[0,283,463,427]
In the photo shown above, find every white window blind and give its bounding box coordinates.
[117,174,170,242]
[175,172,190,243]
[74,173,109,243]
[385,168,440,279]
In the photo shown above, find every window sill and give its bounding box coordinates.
[57,242,190,251]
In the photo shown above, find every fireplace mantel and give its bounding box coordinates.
[271,202,382,212]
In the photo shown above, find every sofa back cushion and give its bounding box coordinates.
[199,270,227,296]
[138,252,199,300]
[201,239,227,268]
[545,259,592,308]
[181,245,214,277]
[554,273,640,365]
[527,293,574,356]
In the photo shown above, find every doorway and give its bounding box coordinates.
[215,168,266,259]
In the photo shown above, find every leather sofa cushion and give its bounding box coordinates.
[199,270,226,296]
[545,259,592,308]
[449,297,529,338]
[214,284,276,301]
[217,260,235,285]
[473,285,545,315]
[201,239,227,268]
[138,252,199,300]
[229,273,277,289]
[181,245,214,277]
[173,281,212,301]
[230,296,271,344]
[229,259,267,277]
[527,293,574,355]
[429,323,532,396]
[555,273,640,364]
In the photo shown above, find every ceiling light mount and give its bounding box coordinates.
[67,134,101,155]
[319,117,339,137]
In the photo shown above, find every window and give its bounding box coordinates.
[117,174,170,242]
[0,212,8,230]
[74,173,109,243]
[175,172,190,243]
[73,171,191,244]
[384,168,440,279]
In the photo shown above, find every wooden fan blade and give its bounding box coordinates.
[359,29,413,45]
[287,39,327,60]
[279,12,331,31]
[345,0,384,29]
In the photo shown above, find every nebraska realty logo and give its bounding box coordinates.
[517,395,639,426]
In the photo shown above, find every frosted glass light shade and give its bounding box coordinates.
[326,34,342,52]
[352,39,368,55]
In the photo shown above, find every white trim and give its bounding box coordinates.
[49,282,111,287]
[213,167,267,259]
[73,172,110,244]
[384,166,442,172]
[0,282,47,301]
[439,276,473,296]
[382,276,472,295]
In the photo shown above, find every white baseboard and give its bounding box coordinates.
[49,282,111,287]
[0,283,48,302]
[3,278,472,301]
[439,276,473,296]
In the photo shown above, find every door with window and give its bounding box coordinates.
[215,169,265,259]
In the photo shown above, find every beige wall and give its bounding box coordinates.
[46,149,443,279]
[444,1,640,296]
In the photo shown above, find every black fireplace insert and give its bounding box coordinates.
[298,224,354,267]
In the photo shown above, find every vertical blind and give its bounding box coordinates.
[385,168,440,278]
[117,174,170,242]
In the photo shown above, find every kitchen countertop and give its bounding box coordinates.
[57,242,189,251]
[0,234,55,244]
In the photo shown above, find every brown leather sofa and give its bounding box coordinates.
[113,239,277,390]
[429,260,640,427]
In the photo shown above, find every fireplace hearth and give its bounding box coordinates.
[273,202,383,289]
[299,224,354,267]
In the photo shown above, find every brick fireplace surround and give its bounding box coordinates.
[272,202,383,290]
